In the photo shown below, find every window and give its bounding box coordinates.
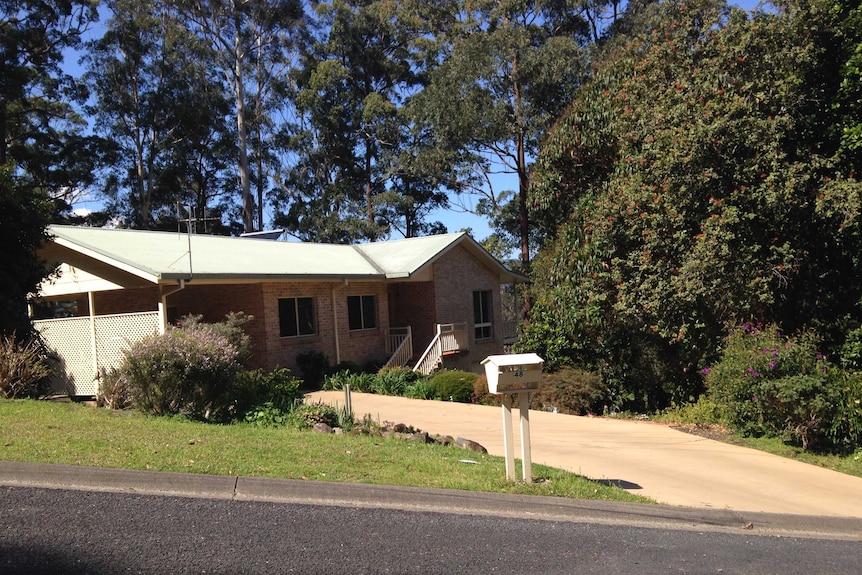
[347,295,377,331]
[279,297,316,337]
[473,290,493,340]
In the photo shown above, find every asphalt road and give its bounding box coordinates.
[3,485,861,575]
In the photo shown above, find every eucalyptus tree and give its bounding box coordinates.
[0,0,100,212]
[407,0,591,314]
[84,0,235,230]
[174,0,306,233]
[275,0,448,242]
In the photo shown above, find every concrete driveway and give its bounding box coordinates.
[307,391,862,518]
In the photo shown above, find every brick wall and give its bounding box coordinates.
[431,244,505,373]
[260,280,390,374]
[387,281,436,357]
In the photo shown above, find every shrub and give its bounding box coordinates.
[0,334,51,399]
[240,367,303,427]
[97,367,134,410]
[287,401,339,429]
[705,323,862,451]
[531,367,608,415]
[374,367,419,396]
[296,350,330,388]
[178,312,253,367]
[428,370,477,403]
[119,324,241,420]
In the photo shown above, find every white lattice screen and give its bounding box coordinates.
[34,311,160,396]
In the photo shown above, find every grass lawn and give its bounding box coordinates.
[0,399,652,504]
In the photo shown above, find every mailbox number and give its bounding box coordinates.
[503,365,525,378]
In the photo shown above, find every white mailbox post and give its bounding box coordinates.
[481,353,544,482]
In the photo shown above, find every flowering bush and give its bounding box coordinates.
[705,324,862,451]
[119,323,241,420]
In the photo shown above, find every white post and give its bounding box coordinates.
[519,392,532,482]
[88,291,99,394]
[344,383,352,417]
[502,395,516,480]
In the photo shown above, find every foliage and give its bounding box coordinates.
[0,0,101,210]
[532,368,608,415]
[97,367,134,410]
[322,369,376,393]
[118,323,241,420]
[83,0,238,231]
[240,367,303,427]
[295,350,331,389]
[404,379,437,400]
[527,0,862,410]
[0,334,51,399]
[658,396,723,427]
[0,167,53,338]
[373,367,420,396]
[427,370,477,403]
[178,312,254,367]
[287,401,340,430]
[706,324,862,451]
[274,0,448,242]
[408,0,592,294]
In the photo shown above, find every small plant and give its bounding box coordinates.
[323,369,376,392]
[428,370,477,403]
[404,380,437,400]
[0,333,52,399]
[240,367,303,427]
[287,401,339,429]
[374,367,419,396]
[97,367,134,410]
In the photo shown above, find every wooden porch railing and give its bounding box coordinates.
[412,323,468,375]
[383,326,412,369]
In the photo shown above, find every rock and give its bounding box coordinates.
[392,423,408,433]
[333,427,344,435]
[312,422,333,434]
[414,431,429,444]
[455,437,487,453]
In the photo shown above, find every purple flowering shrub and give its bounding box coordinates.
[119,323,241,420]
[705,324,862,451]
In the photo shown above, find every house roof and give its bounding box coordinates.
[38,225,525,296]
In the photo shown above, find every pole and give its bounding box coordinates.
[519,392,532,482]
[502,395,516,480]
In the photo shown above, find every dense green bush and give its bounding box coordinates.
[428,370,477,403]
[241,367,303,427]
[532,367,608,415]
[0,334,51,399]
[706,324,862,451]
[404,380,437,400]
[119,323,241,420]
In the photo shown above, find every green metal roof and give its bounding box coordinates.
[42,226,524,286]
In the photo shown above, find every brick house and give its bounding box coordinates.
[33,226,524,396]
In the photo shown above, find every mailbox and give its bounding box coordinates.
[481,353,544,394]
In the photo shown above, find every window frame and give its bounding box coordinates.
[473,290,493,340]
[347,294,377,331]
[278,296,316,338]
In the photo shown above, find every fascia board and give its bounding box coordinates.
[51,237,160,284]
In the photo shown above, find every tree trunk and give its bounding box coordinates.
[234,19,254,233]
[512,57,532,321]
